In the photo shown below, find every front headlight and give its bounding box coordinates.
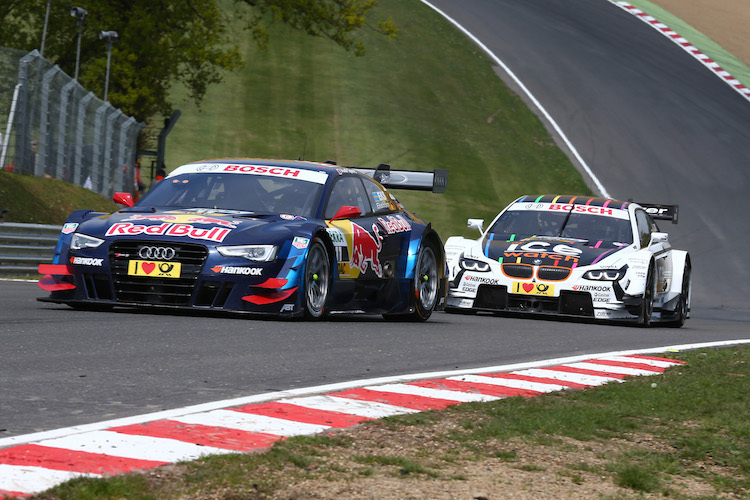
[583,265,628,281]
[459,257,491,272]
[217,244,277,262]
[70,233,105,250]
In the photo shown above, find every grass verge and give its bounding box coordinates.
[36,345,750,499]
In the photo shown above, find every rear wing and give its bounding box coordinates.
[639,202,679,224]
[355,163,448,193]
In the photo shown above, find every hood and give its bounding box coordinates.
[482,236,630,268]
[78,208,311,245]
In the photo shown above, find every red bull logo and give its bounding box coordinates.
[350,222,383,278]
[124,213,239,228]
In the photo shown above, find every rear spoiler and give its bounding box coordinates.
[639,202,679,224]
[355,163,448,193]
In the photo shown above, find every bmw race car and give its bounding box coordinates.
[38,159,448,321]
[444,195,691,327]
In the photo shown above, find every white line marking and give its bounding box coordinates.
[364,383,501,403]
[279,396,420,419]
[514,368,621,386]
[449,374,567,393]
[602,355,677,368]
[0,464,98,495]
[36,431,233,462]
[420,0,611,198]
[563,362,660,376]
[173,410,328,437]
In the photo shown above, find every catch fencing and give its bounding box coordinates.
[0,47,145,197]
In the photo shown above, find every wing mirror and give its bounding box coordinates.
[649,232,668,246]
[467,218,484,233]
[113,192,134,207]
[331,205,362,221]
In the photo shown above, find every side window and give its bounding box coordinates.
[361,177,396,215]
[635,209,652,248]
[324,176,371,219]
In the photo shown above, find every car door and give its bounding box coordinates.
[324,175,407,281]
[635,208,671,295]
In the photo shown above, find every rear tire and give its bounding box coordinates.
[665,264,691,328]
[383,243,439,322]
[303,238,330,319]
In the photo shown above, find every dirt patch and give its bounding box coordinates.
[140,414,736,499]
[649,0,750,66]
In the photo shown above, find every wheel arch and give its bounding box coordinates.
[409,224,446,279]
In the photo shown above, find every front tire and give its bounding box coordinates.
[638,262,656,327]
[303,238,330,319]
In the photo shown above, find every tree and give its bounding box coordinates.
[0,0,396,122]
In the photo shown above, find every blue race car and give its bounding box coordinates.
[38,159,448,320]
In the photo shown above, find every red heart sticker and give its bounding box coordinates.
[522,283,534,293]
[141,262,156,274]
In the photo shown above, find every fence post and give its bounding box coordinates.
[102,108,123,196]
[37,65,61,177]
[13,51,37,175]
[91,102,111,193]
[55,79,78,180]
[74,91,95,186]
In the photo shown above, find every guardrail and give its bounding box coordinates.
[0,222,61,276]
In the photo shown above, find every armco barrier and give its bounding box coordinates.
[0,222,61,276]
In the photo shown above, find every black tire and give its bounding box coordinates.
[638,262,656,328]
[388,243,439,322]
[303,238,330,319]
[665,264,691,328]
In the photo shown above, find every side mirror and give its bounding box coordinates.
[467,218,484,233]
[330,205,362,221]
[649,232,668,246]
[113,192,134,207]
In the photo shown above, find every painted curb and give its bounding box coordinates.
[608,1,750,102]
[2,340,748,497]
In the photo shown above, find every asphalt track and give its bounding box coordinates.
[426,0,750,315]
[2,0,750,494]
[1,280,748,440]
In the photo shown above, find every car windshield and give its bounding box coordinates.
[138,173,324,217]
[488,209,633,245]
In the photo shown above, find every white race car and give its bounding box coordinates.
[444,195,691,327]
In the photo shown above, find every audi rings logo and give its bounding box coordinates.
[138,246,176,260]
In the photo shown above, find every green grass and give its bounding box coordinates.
[165,0,591,239]
[37,346,750,498]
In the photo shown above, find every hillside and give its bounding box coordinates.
[164,0,591,239]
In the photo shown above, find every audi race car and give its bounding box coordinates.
[38,159,449,321]
[444,195,691,327]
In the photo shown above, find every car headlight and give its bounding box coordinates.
[70,233,104,250]
[217,244,277,262]
[459,257,491,272]
[583,265,628,281]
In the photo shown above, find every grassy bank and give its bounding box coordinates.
[0,171,118,224]
[166,0,591,239]
[39,345,750,498]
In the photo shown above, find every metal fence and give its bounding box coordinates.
[0,222,60,276]
[0,47,145,197]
